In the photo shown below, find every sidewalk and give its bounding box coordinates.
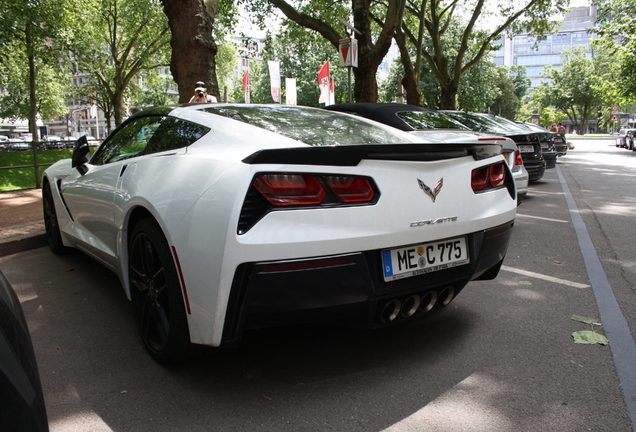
[0,189,47,257]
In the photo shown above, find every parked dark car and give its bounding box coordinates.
[509,121,558,168]
[552,133,568,156]
[0,268,49,432]
[443,111,547,182]
[325,103,529,201]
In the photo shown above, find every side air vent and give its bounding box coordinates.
[237,188,270,234]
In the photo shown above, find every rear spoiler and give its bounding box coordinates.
[243,143,501,166]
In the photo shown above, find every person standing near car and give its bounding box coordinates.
[557,123,566,135]
[189,81,217,103]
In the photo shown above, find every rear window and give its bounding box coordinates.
[444,112,516,135]
[396,111,470,130]
[201,106,413,146]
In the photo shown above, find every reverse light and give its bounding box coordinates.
[471,162,507,192]
[324,176,375,202]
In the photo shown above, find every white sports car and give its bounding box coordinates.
[42,104,517,363]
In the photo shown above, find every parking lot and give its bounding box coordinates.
[2,138,635,431]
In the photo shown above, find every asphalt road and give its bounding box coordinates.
[1,138,635,432]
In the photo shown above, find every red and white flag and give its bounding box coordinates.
[242,70,250,104]
[318,61,331,105]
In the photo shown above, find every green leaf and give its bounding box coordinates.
[572,331,608,345]
[570,315,601,326]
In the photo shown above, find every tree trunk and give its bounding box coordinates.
[26,22,41,188]
[439,85,458,110]
[394,29,421,106]
[268,0,404,104]
[114,92,126,126]
[163,0,219,103]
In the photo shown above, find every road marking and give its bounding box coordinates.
[515,213,569,223]
[556,165,636,427]
[501,265,590,288]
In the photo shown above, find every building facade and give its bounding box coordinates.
[493,6,596,88]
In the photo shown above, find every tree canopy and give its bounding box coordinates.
[395,0,568,109]
[72,0,171,126]
[0,0,74,139]
[532,47,606,134]
[593,0,636,102]
[242,0,406,103]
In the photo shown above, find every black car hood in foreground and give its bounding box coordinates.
[0,269,48,432]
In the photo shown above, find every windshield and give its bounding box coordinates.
[201,105,415,146]
[397,111,471,130]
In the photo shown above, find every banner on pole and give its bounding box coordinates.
[318,61,331,105]
[286,78,297,105]
[329,75,335,105]
[268,60,281,103]
[243,70,250,104]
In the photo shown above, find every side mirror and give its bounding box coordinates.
[72,136,91,175]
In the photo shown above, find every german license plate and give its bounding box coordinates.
[518,145,534,153]
[382,237,469,282]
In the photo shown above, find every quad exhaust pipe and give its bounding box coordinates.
[378,286,456,324]
[437,286,455,307]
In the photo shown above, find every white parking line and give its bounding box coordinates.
[515,213,569,223]
[501,265,590,289]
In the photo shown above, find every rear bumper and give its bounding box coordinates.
[221,221,514,346]
[523,157,546,182]
[544,151,557,168]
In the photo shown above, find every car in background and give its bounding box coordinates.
[42,135,65,150]
[61,136,77,149]
[616,128,636,148]
[325,103,528,202]
[626,130,636,151]
[80,135,101,147]
[508,121,558,168]
[43,104,517,363]
[9,139,30,151]
[552,132,568,156]
[0,268,49,432]
[443,111,547,182]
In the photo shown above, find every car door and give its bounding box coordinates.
[61,116,165,268]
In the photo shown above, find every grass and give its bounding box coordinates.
[0,149,73,191]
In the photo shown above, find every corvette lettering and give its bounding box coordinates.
[410,216,458,227]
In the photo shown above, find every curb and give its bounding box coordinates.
[0,234,48,257]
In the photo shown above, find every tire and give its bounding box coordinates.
[128,218,201,364]
[42,181,70,255]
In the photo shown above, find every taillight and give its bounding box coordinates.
[471,162,507,192]
[471,168,488,191]
[254,174,325,205]
[252,174,376,206]
[514,150,524,166]
[324,176,374,202]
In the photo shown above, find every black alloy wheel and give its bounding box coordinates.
[128,218,199,364]
[42,181,70,255]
